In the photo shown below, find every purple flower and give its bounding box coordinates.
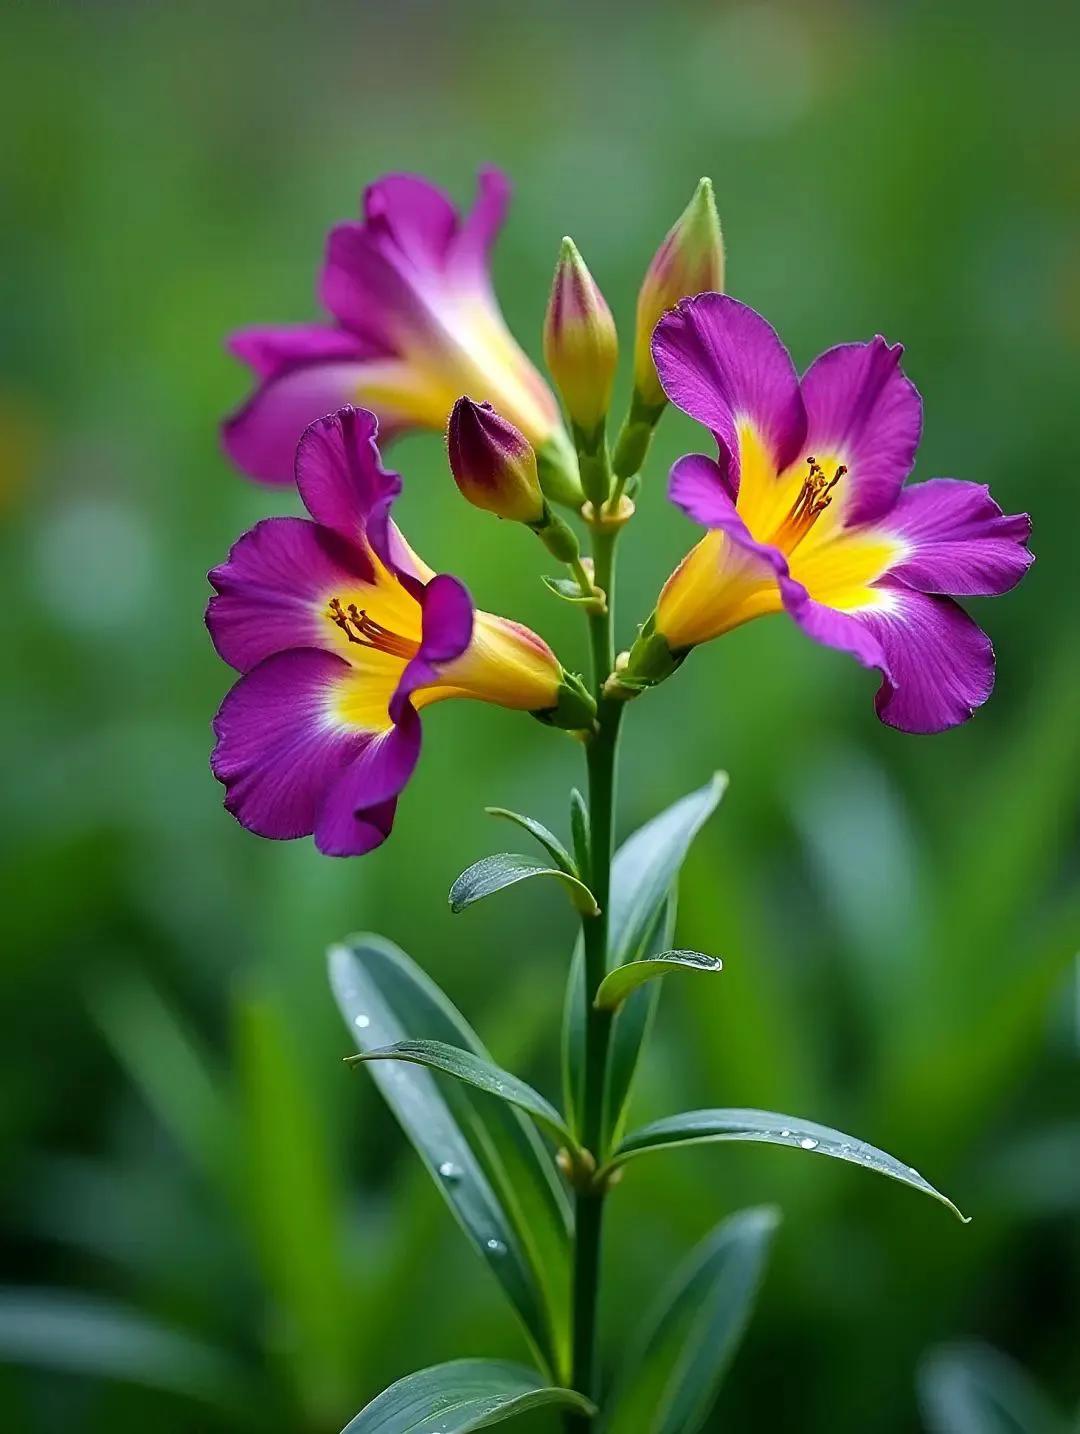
[208,407,587,857]
[223,169,579,502]
[629,294,1032,733]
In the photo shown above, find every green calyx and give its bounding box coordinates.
[534,669,598,733]
[535,428,585,507]
[607,618,685,697]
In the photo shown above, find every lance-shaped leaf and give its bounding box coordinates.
[594,950,722,1011]
[563,774,727,1143]
[608,1108,968,1221]
[450,854,598,916]
[484,808,577,877]
[918,1343,1072,1434]
[346,1040,574,1145]
[342,1358,595,1433]
[329,937,571,1379]
[542,573,599,606]
[0,1287,249,1414]
[600,1207,778,1434]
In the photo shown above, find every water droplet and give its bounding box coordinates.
[908,1166,920,1177]
[799,1137,819,1150]
[485,1238,507,1256]
[438,1161,461,1182]
[779,1129,791,1138]
[354,1014,370,1029]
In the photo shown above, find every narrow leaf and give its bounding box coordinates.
[595,950,722,1011]
[329,937,571,1379]
[347,1040,573,1144]
[484,808,577,876]
[918,1343,1071,1434]
[610,1108,968,1220]
[342,1358,594,1433]
[569,788,590,874]
[450,854,598,916]
[608,772,727,967]
[542,574,596,605]
[0,1287,248,1412]
[601,1207,778,1434]
[563,774,726,1144]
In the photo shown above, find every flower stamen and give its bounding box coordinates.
[328,597,420,659]
[772,456,847,552]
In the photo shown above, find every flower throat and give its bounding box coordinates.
[328,598,420,659]
[772,456,847,551]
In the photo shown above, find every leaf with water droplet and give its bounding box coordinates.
[607,1108,968,1221]
[449,853,598,916]
[594,949,723,1011]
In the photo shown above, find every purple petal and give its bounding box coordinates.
[211,648,371,841]
[320,221,441,351]
[668,451,740,524]
[390,573,474,723]
[227,324,374,381]
[652,294,807,483]
[206,516,373,673]
[884,478,1033,596]
[800,338,922,526]
[362,173,459,269]
[450,167,511,283]
[222,361,381,485]
[294,406,402,565]
[783,582,995,733]
[314,714,421,857]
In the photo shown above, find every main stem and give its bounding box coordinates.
[570,525,622,1421]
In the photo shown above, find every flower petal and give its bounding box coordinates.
[883,478,1033,596]
[362,173,460,269]
[653,294,807,483]
[314,715,420,857]
[450,167,511,283]
[783,582,994,733]
[211,648,372,841]
[799,338,922,526]
[390,573,474,722]
[294,406,402,562]
[222,361,391,486]
[227,324,374,381]
[207,516,374,673]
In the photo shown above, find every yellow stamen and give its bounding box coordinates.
[328,598,420,660]
[771,456,847,553]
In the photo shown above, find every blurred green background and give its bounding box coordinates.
[2,1,1077,1430]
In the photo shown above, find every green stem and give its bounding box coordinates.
[568,522,622,1425]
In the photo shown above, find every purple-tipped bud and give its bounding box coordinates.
[634,178,725,408]
[447,398,546,524]
[543,238,618,435]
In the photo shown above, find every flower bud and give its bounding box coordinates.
[543,238,618,438]
[633,177,725,409]
[447,397,546,524]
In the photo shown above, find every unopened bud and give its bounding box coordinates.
[447,397,545,524]
[633,178,725,409]
[543,237,618,437]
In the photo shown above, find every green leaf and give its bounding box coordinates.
[569,788,590,874]
[329,936,571,1380]
[594,950,722,1011]
[600,1207,778,1434]
[484,808,577,876]
[542,573,595,605]
[0,1287,248,1413]
[919,1343,1072,1434]
[610,1108,968,1221]
[342,1358,595,1433]
[450,853,598,916]
[346,1039,573,1145]
[609,772,728,967]
[562,774,727,1145]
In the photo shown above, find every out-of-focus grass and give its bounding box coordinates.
[1,2,1077,1430]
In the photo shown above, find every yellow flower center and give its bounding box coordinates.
[770,456,847,553]
[327,597,421,661]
